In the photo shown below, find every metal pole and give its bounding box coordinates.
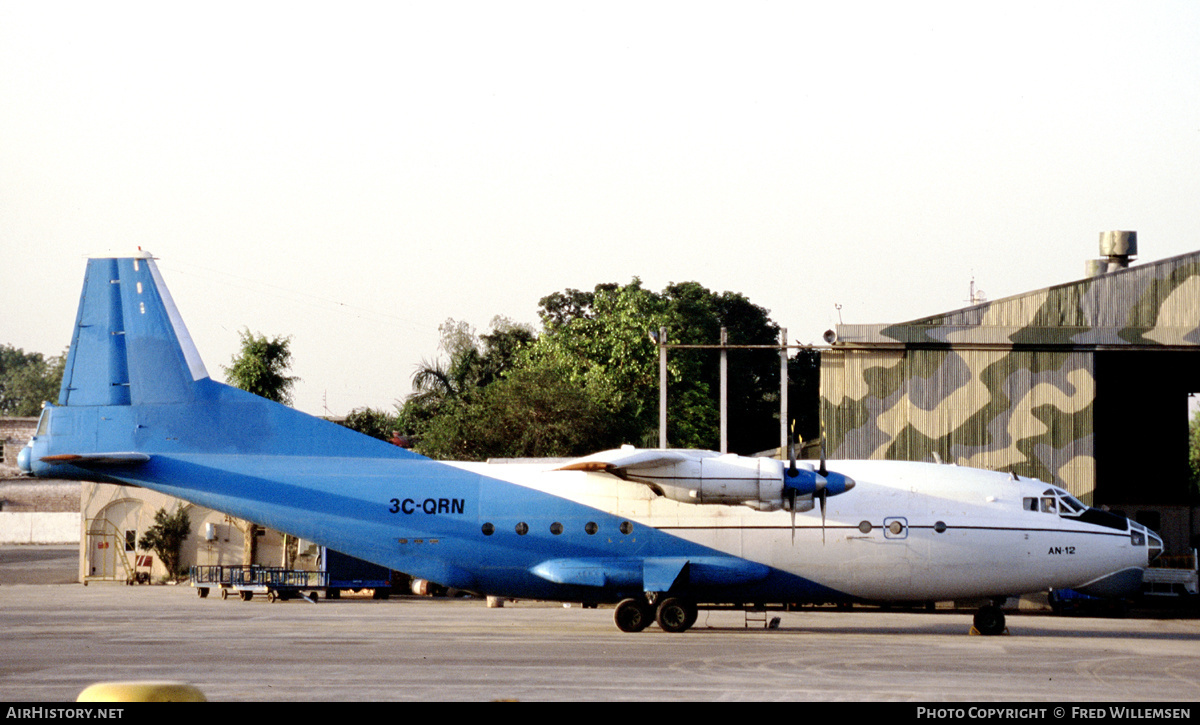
[780,328,788,456]
[659,326,668,449]
[719,327,728,454]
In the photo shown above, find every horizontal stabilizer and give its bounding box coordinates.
[39,452,151,467]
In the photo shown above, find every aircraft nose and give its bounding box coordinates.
[1129,521,1164,565]
[1145,528,1164,564]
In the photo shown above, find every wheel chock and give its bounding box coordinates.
[77,681,207,702]
[969,626,1011,636]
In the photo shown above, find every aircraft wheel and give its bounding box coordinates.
[973,605,1006,635]
[196,587,208,599]
[239,590,253,602]
[220,588,229,600]
[614,598,653,633]
[656,597,696,633]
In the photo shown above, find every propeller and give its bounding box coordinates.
[781,422,854,545]
[786,422,798,543]
[818,426,828,544]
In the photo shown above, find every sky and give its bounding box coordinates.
[3,1,1200,417]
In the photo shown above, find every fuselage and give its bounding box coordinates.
[21,252,1162,629]
[26,405,1157,606]
[448,457,1158,603]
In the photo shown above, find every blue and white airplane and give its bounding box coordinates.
[21,251,1161,634]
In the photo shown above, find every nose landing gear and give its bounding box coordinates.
[972,604,1007,636]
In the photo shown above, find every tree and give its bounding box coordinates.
[341,407,399,442]
[1189,410,1200,499]
[526,279,783,453]
[398,317,536,450]
[399,279,789,460]
[138,505,191,580]
[222,330,298,405]
[413,361,626,460]
[0,344,65,416]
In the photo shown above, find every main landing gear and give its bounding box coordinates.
[614,596,699,633]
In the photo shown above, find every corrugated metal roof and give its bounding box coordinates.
[834,249,1200,348]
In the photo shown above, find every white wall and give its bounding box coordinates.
[0,512,81,544]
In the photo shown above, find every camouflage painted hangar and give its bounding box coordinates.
[820,234,1199,552]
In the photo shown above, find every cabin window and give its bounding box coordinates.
[934,521,947,533]
[515,522,529,536]
[481,523,494,536]
[1040,497,1057,514]
[550,522,563,535]
[1023,497,1038,512]
[619,521,634,535]
[585,522,598,535]
[858,521,872,534]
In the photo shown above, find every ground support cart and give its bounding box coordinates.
[190,565,329,602]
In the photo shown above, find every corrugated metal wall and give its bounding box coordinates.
[822,348,1098,502]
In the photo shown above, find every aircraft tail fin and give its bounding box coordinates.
[60,251,209,406]
[25,250,421,474]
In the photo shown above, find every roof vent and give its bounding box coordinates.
[1087,231,1137,277]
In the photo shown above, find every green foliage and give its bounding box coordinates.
[137,505,191,580]
[222,330,298,405]
[414,363,625,460]
[341,407,399,442]
[397,279,801,460]
[0,344,64,416]
[1189,410,1200,499]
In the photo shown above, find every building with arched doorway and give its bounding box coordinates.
[81,481,312,583]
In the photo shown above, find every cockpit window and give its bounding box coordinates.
[1058,494,1085,516]
[35,407,51,436]
[1025,489,1086,519]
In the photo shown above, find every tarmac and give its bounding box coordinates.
[2,545,1199,703]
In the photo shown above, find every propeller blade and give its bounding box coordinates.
[819,488,828,545]
[788,421,797,544]
[787,488,796,544]
[788,421,797,476]
[818,422,827,478]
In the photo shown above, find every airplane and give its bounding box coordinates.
[20,251,1162,634]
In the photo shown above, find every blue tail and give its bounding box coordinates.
[59,252,209,406]
[22,251,419,477]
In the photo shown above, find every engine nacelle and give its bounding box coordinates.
[554,448,852,512]
[622,454,790,511]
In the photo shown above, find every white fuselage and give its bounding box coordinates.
[450,458,1152,602]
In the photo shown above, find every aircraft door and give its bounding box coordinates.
[847,506,925,600]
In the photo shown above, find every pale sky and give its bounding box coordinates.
[3,1,1199,416]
